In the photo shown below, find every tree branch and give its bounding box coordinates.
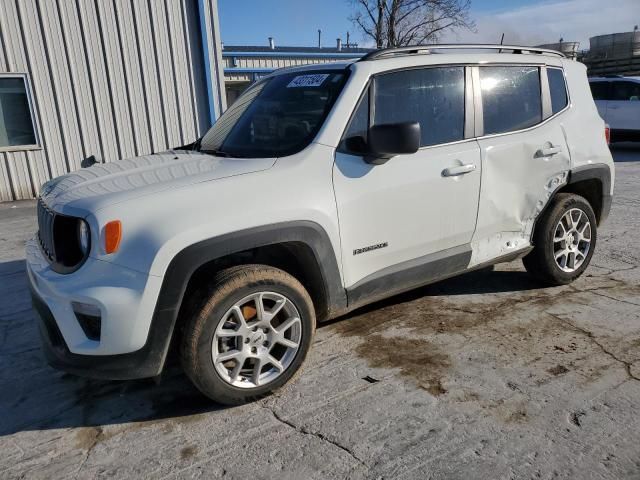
[349,0,474,47]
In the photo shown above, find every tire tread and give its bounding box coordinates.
[523,193,597,286]
[180,265,315,405]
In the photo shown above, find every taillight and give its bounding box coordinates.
[604,125,611,145]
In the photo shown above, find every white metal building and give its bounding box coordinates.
[222,40,372,104]
[0,0,226,201]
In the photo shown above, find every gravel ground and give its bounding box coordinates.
[1,144,639,480]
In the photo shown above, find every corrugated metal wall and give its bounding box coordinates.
[0,0,224,201]
[223,55,362,83]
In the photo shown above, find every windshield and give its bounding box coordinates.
[200,70,348,158]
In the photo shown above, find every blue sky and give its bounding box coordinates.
[218,0,638,50]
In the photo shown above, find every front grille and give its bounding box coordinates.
[37,197,56,262]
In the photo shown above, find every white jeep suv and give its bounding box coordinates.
[27,45,614,404]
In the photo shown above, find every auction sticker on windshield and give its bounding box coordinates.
[287,74,330,88]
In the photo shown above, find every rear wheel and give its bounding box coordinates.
[180,265,315,405]
[523,193,597,286]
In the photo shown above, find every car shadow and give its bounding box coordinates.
[0,258,543,437]
[321,265,544,326]
[0,259,225,437]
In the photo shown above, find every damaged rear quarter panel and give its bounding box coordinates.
[558,62,615,195]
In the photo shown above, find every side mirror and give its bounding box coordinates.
[367,122,421,165]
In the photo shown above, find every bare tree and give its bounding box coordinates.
[350,0,474,48]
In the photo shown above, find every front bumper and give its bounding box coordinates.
[30,283,163,379]
[26,236,171,380]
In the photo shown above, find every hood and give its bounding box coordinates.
[40,151,275,214]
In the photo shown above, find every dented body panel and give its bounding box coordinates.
[561,61,615,195]
[468,59,613,267]
[470,122,571,266]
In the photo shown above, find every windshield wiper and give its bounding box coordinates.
[201,147,231,157]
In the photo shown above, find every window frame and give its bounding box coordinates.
[0,73,41,152]
[336,79,372,154]
[339,62,572,154]
[339,64,476,154]
[545,66,570,117]
[472,63,571,139]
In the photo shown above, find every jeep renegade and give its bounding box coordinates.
[27,45,614,404]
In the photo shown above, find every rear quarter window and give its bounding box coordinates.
[547,68,568,114]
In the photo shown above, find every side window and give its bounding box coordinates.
[611,81,640,101]
[480,66,542,135]
[0,76,38,149]
[343,88,369,141]
[547,68,568,114]
[589,82,611,101]
[338,88,369,154]
[373,67,465,147]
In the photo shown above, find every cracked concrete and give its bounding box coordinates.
[263,405,368,467]
[0,144,639,479]
[551,313,640,383]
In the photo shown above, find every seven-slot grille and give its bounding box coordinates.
[37,197,56,262]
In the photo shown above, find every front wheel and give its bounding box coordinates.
[523,193,597,286]
[180,265,315,405]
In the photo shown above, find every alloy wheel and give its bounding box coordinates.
[553,208,592,273]
[212,292,302,388]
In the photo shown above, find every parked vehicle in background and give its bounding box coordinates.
[27,45,614,405]
[589,76,640,142]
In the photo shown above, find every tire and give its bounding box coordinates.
[180,265,315,405]
[523,193,597,286]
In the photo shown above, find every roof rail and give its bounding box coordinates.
[358,44,566,61]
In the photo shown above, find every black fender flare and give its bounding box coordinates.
[529,164,612,245]
[569,164,611,193]
[32,221,346,380]
[144,221,346,377]
[566,164,612,224]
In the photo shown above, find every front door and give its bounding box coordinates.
[333,66,481,296]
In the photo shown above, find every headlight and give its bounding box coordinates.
[77,220,90,255]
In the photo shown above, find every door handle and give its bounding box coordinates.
[442,164,476,177]
[536,146,562,157]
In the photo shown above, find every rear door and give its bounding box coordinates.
[607,80,640,132]
[471,65,571,266]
